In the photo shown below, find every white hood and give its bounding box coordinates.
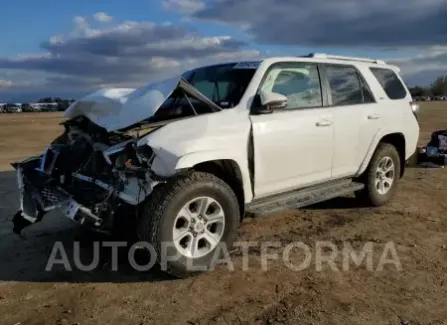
[64,76,180,132]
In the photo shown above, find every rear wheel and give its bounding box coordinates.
[138,172,240,278]
[355,143,401,206]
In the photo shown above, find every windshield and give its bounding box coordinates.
[182,63,256,108]
[147,63,257,123]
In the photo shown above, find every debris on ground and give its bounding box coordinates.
[418,129,447,167]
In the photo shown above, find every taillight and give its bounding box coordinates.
[410,101,420,121]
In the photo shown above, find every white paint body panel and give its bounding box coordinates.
[354,65,419,175]
[64,76,180,132]
[250,108,334,198]
[136,109,254,203]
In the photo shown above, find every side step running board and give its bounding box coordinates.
[246,179,364,218]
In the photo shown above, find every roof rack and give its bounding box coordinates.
[304,53,386,64]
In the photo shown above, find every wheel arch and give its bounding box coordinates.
[149,146,254,205]
[192,159,247,218]
[358,132,406,178]
[380,133,406,178]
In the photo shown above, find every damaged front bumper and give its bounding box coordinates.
[13,157,63,234]
[13,157,105,235]
[12,143,157,235]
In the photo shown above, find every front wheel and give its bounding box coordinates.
[138,172,240,278]
[355,143,401,206]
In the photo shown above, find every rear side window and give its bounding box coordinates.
[325,65,374,105]
[370,67,407,100]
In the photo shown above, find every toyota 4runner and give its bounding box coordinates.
[12,53,420,277]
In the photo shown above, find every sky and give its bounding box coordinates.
[0,0,445,102]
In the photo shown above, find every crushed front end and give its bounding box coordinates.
[12,115,158,235]
[11,74,229,236]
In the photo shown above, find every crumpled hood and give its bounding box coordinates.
[64,76,180,132]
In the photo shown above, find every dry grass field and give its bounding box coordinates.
[0,112,65,171]
[0,103,446,325]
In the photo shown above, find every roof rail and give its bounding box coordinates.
[304,53,386,64]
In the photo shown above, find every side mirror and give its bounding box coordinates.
[253,91,288,114]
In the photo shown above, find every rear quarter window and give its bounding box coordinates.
[369,67,408,100]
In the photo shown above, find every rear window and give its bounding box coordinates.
[370,67,407,100]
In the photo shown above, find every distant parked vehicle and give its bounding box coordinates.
[4,103,21,113]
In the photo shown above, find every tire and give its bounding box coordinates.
[355,143,401,206]
[138,171,240,278]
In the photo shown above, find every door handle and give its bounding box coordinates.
[316,119,333,127]
[367,114,381,120]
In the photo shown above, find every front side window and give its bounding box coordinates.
[370,67,407,100]
[259,63,323,110]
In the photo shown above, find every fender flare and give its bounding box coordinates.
[356,128,394,176]
[151,148,253,203]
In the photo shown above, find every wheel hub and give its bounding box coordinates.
[172,196,226,259]
[192,218,205,234]
[375,156,395,195]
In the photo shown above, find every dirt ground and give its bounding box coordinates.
[0,104,447,325]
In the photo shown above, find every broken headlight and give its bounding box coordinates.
[134,145,154,164]
[102,139,135,166]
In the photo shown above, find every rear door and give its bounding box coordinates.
[321,64,379,178]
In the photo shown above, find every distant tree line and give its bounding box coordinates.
[409,76,447,97]
[1,98,76,113]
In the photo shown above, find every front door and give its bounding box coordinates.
[250,62,334,199]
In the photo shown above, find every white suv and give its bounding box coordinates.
[12,53,419,277]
